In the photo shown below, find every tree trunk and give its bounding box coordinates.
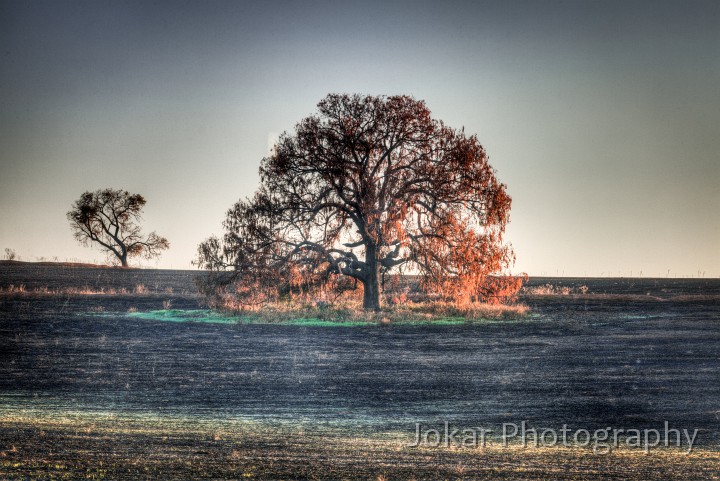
[362,247,382,310]
[119,252,128,268]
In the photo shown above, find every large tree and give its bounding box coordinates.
[197,94,515,310]
[68,188,169,267]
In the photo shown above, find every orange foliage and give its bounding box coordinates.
[196,94,521,310]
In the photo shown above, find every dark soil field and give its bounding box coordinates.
[1,263,719,479]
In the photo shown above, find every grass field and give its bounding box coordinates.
[1,263,719,479]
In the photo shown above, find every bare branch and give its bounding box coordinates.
[68,189,169,267]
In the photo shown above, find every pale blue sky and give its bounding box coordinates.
[1,0,718,276]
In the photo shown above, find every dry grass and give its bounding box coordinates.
[1,411,718,480]
[1,284,26,293]
[522,284,589,296]
[220,299,529,324]
[0,284,199,297]
[520,291,720,303]
[519,284,720,302]
[406,300,530,319]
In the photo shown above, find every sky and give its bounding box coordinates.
[1,0,718,276]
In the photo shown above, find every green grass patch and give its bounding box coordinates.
[105,298,530,326]
[127,309,239,324]
[123,309,475,326]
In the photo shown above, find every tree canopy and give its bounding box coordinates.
[197,94,518,310]
[68,188,169,267]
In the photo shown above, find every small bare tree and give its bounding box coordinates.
[3,248,16,261]
[68,189,169,267]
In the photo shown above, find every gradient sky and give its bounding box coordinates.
[1,0,718,276]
